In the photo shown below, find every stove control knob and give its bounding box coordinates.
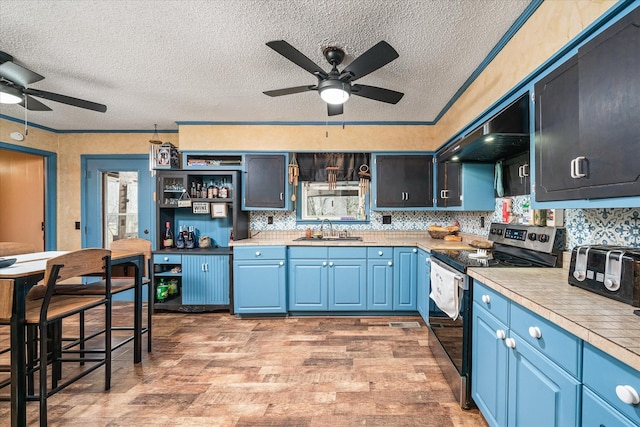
[495,329,506,340]
[528,233,537,241]
[496,229,503,236]
[481,294,491,304]
[490,228,498,235]
[528,326,542,339]
[616,385,640,405]
[573,270,586,281]
[538,234,549,243]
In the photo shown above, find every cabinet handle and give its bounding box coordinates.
[322,261,327,266]
[329,262,334,267]
[570,156,587,179]
[255,251,261,257]
[616,385,640,405]
[279,261,284,266]
[378,251,383,256]
[405,192,409,200]
[412,248,417,253]
[528,326,542,339]
[400,192,405,200]
[164,256,169,262]
[201,263,205,272]
[518,165,523,178]
[495,329,506,340]
[388,261,393,266]
[505,338,516,349]
[522,163,529,177]
[481,294,491,304]
[279,192,284,201]
[440,189,448,199]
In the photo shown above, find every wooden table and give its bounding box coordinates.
[0,249,146,427]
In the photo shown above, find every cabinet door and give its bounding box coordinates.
[244,154,286,209]
[403,155,434,207]
[393,248,417,310]
[416,251,430,323]
[367,259,393,310]
[158,172,188,208]
[582,387,638,427]
[534,55,580,201]
[375,155,406,207]
[507,335,580,427]
[577,7,640,199]
[472,303,509,427]
[288,259,327,310]
[502,152,530,196]
[233,260,286,313]
[328,259,367,310]
[436,162,461,207]
[182,255,230,305]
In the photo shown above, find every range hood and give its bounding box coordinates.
[437,93,529,163]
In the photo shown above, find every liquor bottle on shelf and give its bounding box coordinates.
[186,226,196,249]
[190,182,197,198]
[163,222,174,248]
[175,225,185,249]
[219,178,228,199]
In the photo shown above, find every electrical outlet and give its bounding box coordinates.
[382,215,392,224]
[480,216,485,228]
[267,216,273,224]
[75,221,81,230]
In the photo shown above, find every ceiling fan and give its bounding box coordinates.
[0,50,107,113]
[263,40,403,116]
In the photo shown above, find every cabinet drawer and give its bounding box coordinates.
[289,247,329,259]
[233,246,286,260]
[367,247,393,259]
[154,254,182,264]
[510,303,581,378]
[473,280,508,324]
[583,343,640,425]
[582,386,638,427]
[329,247,366,259]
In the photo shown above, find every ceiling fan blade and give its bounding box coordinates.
[340,41,399,82]
[23,88,107,112]
[0,61,45,86]
[327,103,343,116]
[20,95,52,111]
[351,84,404,104]
[266,40,328,78]
[263,85,316,97]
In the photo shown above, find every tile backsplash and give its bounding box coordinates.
[249,196,640,250]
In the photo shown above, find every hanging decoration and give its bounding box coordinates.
[326,154,339,190]
[358,164,371,220]
[288,153,299,209]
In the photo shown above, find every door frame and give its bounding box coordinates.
[80,154,155,249]
[0,141,57,250]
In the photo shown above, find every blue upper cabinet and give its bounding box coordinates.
[372,154,434,210]
[435,162,495,211]
[533,4,640,207]
[242,154,289,210]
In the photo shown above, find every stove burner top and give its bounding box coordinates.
[492,252,535,267]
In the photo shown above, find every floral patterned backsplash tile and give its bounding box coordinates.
[249,196,640,250]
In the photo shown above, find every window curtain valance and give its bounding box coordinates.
[296,153,370,182]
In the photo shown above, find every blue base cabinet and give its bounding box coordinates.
[393,247,418,310]
[288,247,368,312]
[416,249,430,323]
[367,247,394,310]
[472,280,580,427]
[182,254,230,305]
[233,246,287,314]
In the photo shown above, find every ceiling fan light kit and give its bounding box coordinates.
[0,85,22,104]
[263,40,403,116]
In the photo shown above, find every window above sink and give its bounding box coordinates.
[300,181,368,222]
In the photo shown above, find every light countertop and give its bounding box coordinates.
[468,267,640,371]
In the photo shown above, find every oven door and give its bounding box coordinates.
[427,257,474,409]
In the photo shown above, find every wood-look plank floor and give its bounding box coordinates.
[0,302,488,426]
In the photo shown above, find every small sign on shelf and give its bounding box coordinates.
[192,202,210,214]
[211,203,228,218]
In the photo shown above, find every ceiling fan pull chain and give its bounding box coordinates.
[24,94,29,135]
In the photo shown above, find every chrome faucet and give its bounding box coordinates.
[320,218,334,238]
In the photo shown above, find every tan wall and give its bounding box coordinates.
[178,124,437,152]
[0,0,618,250]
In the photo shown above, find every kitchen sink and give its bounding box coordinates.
[293,236,363,242]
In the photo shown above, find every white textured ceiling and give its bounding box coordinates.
[0,0,531,131]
